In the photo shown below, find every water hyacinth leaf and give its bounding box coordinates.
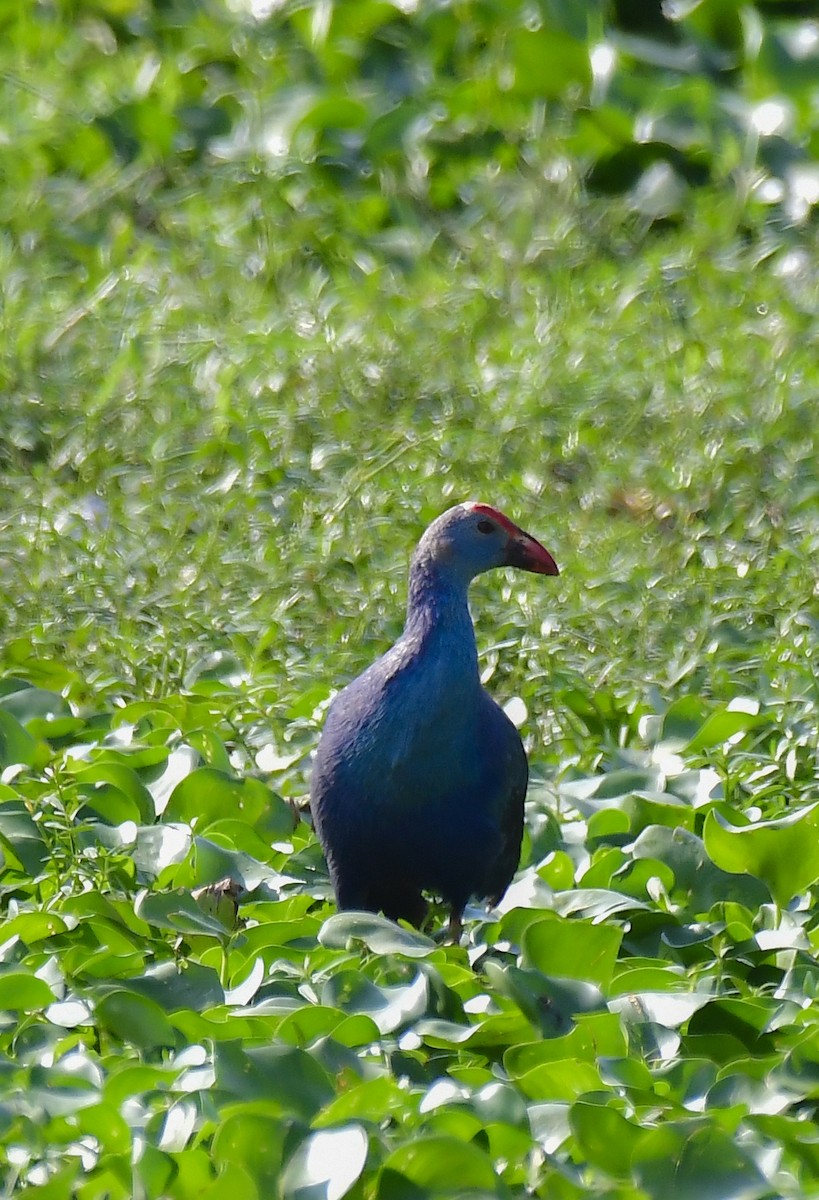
[417,1011,535,1051]
[280,1124,369,1200]
[685,704,761,753]
[0,971,55,1010]
[321,969,430,1034]
[507,26,592,99]
[95,989,176,1049]
[315,1076,410,1127]
[522,915,622,987]
[74,763,156,824]
[504,1013,625,1078]
[633,1122,768,1199]
[0,803,48,875]
[192,876,245,930]
[703,803,819,907]
[319,911,436,957]
[633,825,770,911]
[131,824,192,877]
[513,1058,602,1101]
[1,910,68,944]
[472,1081,528,1127]
[214,1042,334,1117]
[0,710,38,767]
[560,766,663,815]
[135,889,234,939]
[661,696,709,743]
[380,1135,499,1194]
[163,767,293,837]
[570,1098,643,1176]
[610,990,712,1030]
[0,684,71,725]
[527,1102,572,1153]
[124,961,224,1012]
[551,887,651,921]
[212,1112,288,1193]
[484,961,604,1036]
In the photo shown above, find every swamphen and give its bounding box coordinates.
[311,502,559,937]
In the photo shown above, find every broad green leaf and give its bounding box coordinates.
[214,1043,333,1118]
[633,825,769,911]
[522,914,622,987]
[1,911,68,943]
[703,803,819,907]
[0,802,48,875]
[0,971,55,1010]
[0,710,38,767]
[95,989,176,1049]
[315,1076,411,1127]
[633,1122,768,1199]
[212,1112,288,1193]
[280,1125,368,1200]
[570,1098,642,1175]
[0,684,71,725]
[380,1135,499,1193]
[74,762,156,824]
[125,961,224,1012]
[485,962,604,1036]
[319,911,436,956]
[686,703,761,753]
[321,969,429,1035]
[135,889,229,939]
[163,767,293,837]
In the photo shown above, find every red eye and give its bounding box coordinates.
[477,519,495,534]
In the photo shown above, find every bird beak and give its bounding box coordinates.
[504,532,559,576]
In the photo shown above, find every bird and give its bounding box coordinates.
[310,501,559,939]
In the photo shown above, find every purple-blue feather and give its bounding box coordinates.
[310,502,557,928]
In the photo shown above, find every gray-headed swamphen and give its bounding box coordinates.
[311,501,559,938]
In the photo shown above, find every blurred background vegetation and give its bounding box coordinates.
[2,0,817,717]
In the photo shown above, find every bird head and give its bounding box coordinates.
[416,502,559,583]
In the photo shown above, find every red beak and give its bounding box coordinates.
[504,532,559,576]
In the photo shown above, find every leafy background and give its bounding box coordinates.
[1,0,818,1196]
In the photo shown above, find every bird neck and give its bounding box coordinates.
[403,552,479,671]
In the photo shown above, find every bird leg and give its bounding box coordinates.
[445,910,464,944]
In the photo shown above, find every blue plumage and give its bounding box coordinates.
[311,502,559,934]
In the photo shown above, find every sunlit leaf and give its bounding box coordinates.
[703,803,819,907]
[280,1125,368,1200]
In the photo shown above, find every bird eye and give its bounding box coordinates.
[476,519,495,534]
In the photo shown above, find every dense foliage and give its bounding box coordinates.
[1,1,818,1197]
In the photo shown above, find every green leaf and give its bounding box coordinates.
[214,1043,334,1118]
[0,971,55,1010]
[95,989,176,1049]
[522,915,622,987]
[570,1098,643,1176]
[633,1122,768,1200]
[703,803,819,907]
[319,911,436,957]
[212,1111,288,1193]
[686,704,761,753]
[135,889,231,939]
[163,767,293,837]
[633,825,769,911]
[125,961,224,1012]
[321,969,429,1035]
[381,1135,499,1193]
[74,762,156,824]
[0,802,48,875]
[280,1125,368,1200]
[0,709,38,767]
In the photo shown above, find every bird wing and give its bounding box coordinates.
[479,694,527,904]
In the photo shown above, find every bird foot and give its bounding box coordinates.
[445,911,464,944]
